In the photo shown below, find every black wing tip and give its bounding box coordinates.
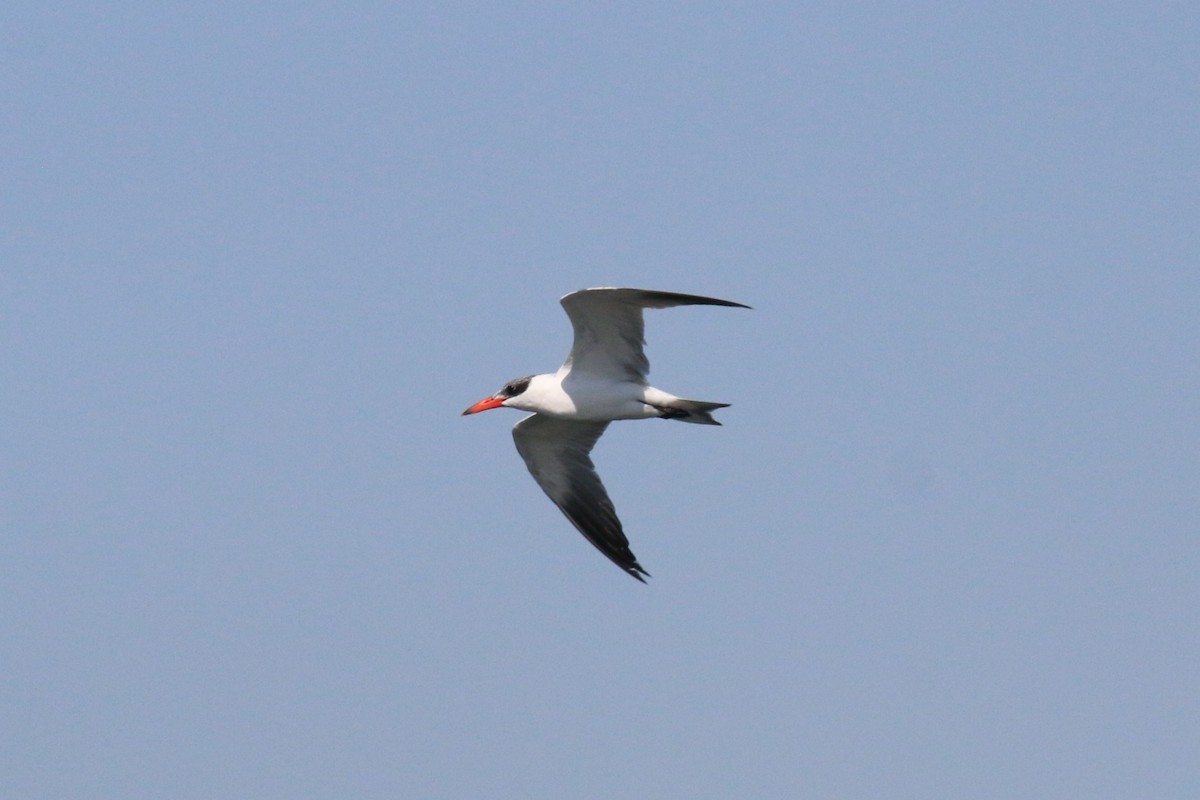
[568,287,752,310]
[625,562,651,583]
[599,544,652,583]
[638,289,752,310]
[697,298,752,310]
[695,295,752,310]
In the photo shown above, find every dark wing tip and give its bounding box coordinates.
[557,488,652,583]
[619,556,651,583]
[563,287,751,310]
[629,289,751,310]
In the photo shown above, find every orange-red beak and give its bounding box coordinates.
[461,395,507,415]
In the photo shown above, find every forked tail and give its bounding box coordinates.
[655,398,731,426]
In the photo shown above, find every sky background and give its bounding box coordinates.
[3,2,1198,798]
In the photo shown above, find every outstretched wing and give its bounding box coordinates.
[558,288,749,383]
[512,414,649,582]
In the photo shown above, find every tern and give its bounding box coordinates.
[462,287,750,582]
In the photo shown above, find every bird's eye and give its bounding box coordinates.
[503,376,532,397]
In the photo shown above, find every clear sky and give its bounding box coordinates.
[3,3,1197,798]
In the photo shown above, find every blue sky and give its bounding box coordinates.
[3,3,1197,798]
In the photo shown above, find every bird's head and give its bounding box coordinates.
[461,375,533,415]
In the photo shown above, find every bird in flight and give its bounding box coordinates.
[462,287,750,581]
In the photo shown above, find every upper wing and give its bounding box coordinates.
[558,288,750,383]
[512,414,649,582]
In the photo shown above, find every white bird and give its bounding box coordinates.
[462,287,750,581]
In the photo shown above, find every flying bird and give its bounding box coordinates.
[462,287,750,581]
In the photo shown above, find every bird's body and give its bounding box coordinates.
[502,373,704,422]
[462,287,749,581]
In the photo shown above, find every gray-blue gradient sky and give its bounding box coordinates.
[4,3,1197,797]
